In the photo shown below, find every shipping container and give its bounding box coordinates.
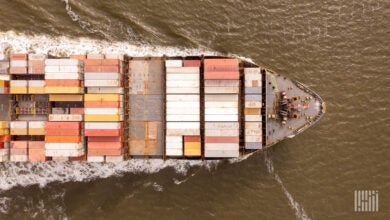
[84,94,122,102]
[165,60,182,67]
[49,94,83,102]
[45,87,82,94]
[183,60,201,67]
[87,87,124,94]
[87,155,105,162]
[48,114,83,121]
[205,114,238,122]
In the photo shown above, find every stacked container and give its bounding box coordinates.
[44,59,83,94]
[27,54,46,94]
[10,54,28,75]
[244,67,262,149]
[165,59,201,157]
[0,121,10,162]
[45,122,84,159]
[0,54,10,94]
[204,59,240,158]
[84,54,124,162]
[10,140,28,162]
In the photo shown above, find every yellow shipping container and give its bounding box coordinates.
[28,87,45,94]
[28,128,45,135]
[0,122,8,129]
[45,87,82,94]
[0,128,9,135]
[49,94,83,102]
[0,80,4,87]
[84,114,122,122]
[10,128,28,135]
[245,108,261,115]
[10,87,28,94]
[84,94,121,102]
[184,142,201,156]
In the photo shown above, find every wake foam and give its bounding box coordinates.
[264,153,311,220]
[0,31,218,57]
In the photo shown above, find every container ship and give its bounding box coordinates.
[0,53,325,162]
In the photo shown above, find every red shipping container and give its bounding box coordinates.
[28,66,45,74]
[11,141,28,149]
[11,54,28,60]
[85,66,119,73]
[88,148,122,156]
[70,55,87,61]
[70,108,84,114]
[85,129,121,137]
[88,136,122,142]
[10,67,28,74]
[0,135,10,142]
[204,65,239,72]
[183,60,201,67]
[204,72,239,80]
[0,142,4,149]
[88,141,122,149]
[45,129,80,136]
[102,59,120,66]
[84,101,121,108]
[70,155,86,161]
[205,136,239,143]
[10,148,28,155]
[45,80,81,87]
[28,141,45,149]
[204,59,238,66]
[45,122,81,130]
[184,136,201,142]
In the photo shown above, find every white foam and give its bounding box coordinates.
[264,153,311,220]
[0,31,218,57]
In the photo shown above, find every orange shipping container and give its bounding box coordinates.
[85,66,119,73]
[85,129,121,136]
[205,136,239,143]
[0,135,11,142]
[45,122,81,130]
[45,129,80,136]
[70,155,86,161]
[28,141,45,149]
[204,59,238,66]
[102,59,120,66]
[45,80,81,87]
[70,108,84,114]
[85,59,103,65]
[11,141,28,149]
[45,135,81,143]
[11,54,28,60]
[204,72,239,80]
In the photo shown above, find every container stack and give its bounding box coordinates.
[28,141,47,162]
[27,54,46,94]
[44,59,83,94]
[45,122,84,159]
[0,121,10,162]
[0,54,10,94]
[204,59,240,158]
[165,60,201,157]
[10,54,28,75]
[244,67,262,150]
[84,54,124,162]
[10,140,28,162]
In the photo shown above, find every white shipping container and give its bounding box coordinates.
[166,74,199,81]
[84,122,121,129]
[204,150,239,158]
[166,81,199,88]
[166,67,199,74]
[205,94,238,102]
[11,60,28,67]
[245,129,262,136]
[245,101,262,108]
[166,136,182,143]
[45,143,84,150]
[0,54,8,60]
[165,149,183,156]
[205,114,238,122]
[45,66,81,73]
[166,128,200,136]
[166,142,183,149]
[48,114,83,121]
[245,122,262,129]
[10,121,27,129]
[166,94,199,102]
[166,122,200,129]
[166,87,199,94]
[166,107,199,115]
[105,155,124,162]
[45,149,84,157]
[205,108,238,115]
[28,80,45,87]
[84,73,120,80]
[245,135,262,142]
[45,72,82,80]
[45,59,81,66]
[84,108,122,115]
[166,102,200,109]
[165,60,183,67]
[205,101,238,108]
[205,129,239,136]
[166,114,200,121]
[87,87,124,94]
[0,75,11,81]
[10,80,28,87]
[84,80,120,87]
[244,67,261,74]
[245,115,262,122]
[0,149,9,156]
[205,122,239,130]
[205,143,239,151]
[204,87,239,94]
[10,155,28,162]
[29,121,45,128]
[87,155,105,162]
[204,80,239,87]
